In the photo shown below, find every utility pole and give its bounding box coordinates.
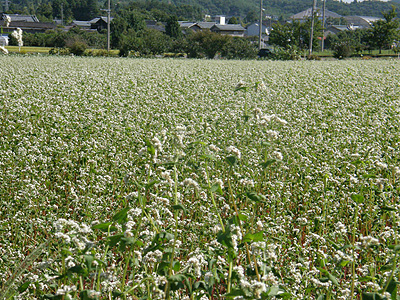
[259,0,263,50]
[308,0,317,56]
[4,0,10,12]
[61,3,64,26]
[101,0,111,52]
[322,0,326,51]
[107,0,111,52]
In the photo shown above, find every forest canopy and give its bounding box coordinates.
[3,0,400,22]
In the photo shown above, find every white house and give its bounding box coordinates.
[0,35,9,47]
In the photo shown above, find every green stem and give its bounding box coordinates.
[350,205,358,300]
[165,166,180,299]
[205,161,225,232]
[227,260,233,294]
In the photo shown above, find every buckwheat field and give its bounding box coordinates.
[1,56,400,300]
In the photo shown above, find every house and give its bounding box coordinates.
[325,24,362,36]
[246,22,269,37]
[70,20,92,30]
[0,34,9,46]
[213,15,226,25]
[145,20,166,32]
[343,16,381,28]
[0,20,56,33]
[290,8,342,21]
[90,16,114,32]
[189,22,216,31]
[210,24,245,37]
[0,13,39,23]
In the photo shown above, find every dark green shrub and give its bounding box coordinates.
[333,40,353,59]
[307,54,321,60]
[273,46,301,60]
[68,41,87,56]
[49,48,70,55]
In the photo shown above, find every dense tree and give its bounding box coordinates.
[165,15,182,39]
[269,19,322,52]
[228,16,239,24]
[185,30,230,58]
[223,36,258,59]
[368,6,400,54]
[325,28,370,54]
[110,16,129,48]
[36,3,53,21]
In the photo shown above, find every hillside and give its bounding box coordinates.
[3,0,400,20]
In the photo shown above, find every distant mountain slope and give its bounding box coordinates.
[117,0,399,18]
[3,0,399,20]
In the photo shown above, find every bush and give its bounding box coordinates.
[273,46,301,60]
[68,41,87,56]
[307,54,321,60]
[333,40,353,59]
[49,48,70,55]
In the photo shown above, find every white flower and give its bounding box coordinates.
[272,151,283,160]
[11,28,23,47]
[4,15,11,27]
[55,284,76,295]
[0,46,8,55]
[226,146,241,159]
[266,129,279,139]
[182,178,199,190]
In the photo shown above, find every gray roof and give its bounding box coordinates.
[195,22,216,29]
[89,16,114,24]
[344,16,381,26]
[72,21,91,27]
[6,14,39,23]
[211,24,245,31]
[290,8,341,20]
[179,21,196,28]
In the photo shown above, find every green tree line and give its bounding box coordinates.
[4,0,400,22]
[268,6,400,58]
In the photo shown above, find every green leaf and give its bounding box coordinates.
[389,245,400,252]
[226,155,238,166]
[362,292,386,300]
[234,86,249,92]
[168,274,190,291]
[200,154,217,161]
[237,214,248,222]
[145,139,155,155]
[172,204,187,214]
[44,294,63,300]
[80,290,99,300]
[145,180,159,190]
[384,279,399,298]
[339,260,350,267]
[246,192,266,203]
[83,255,94,271]
[67,264,88,276]
[225,288,252,298]
[18,281,31,293]
[106,234,124,247]
[92,222,117,232]
[351,194,364,204]
[121,237,143,247]
[217,228,234,249]
[112,208,130,224]
[210,183,223,195]
[260,159,276,168]
[317,268,339,286]
[242,232,264,243]
[363,174,377,179]
[172,260,181,272]
[381,206,396,212]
